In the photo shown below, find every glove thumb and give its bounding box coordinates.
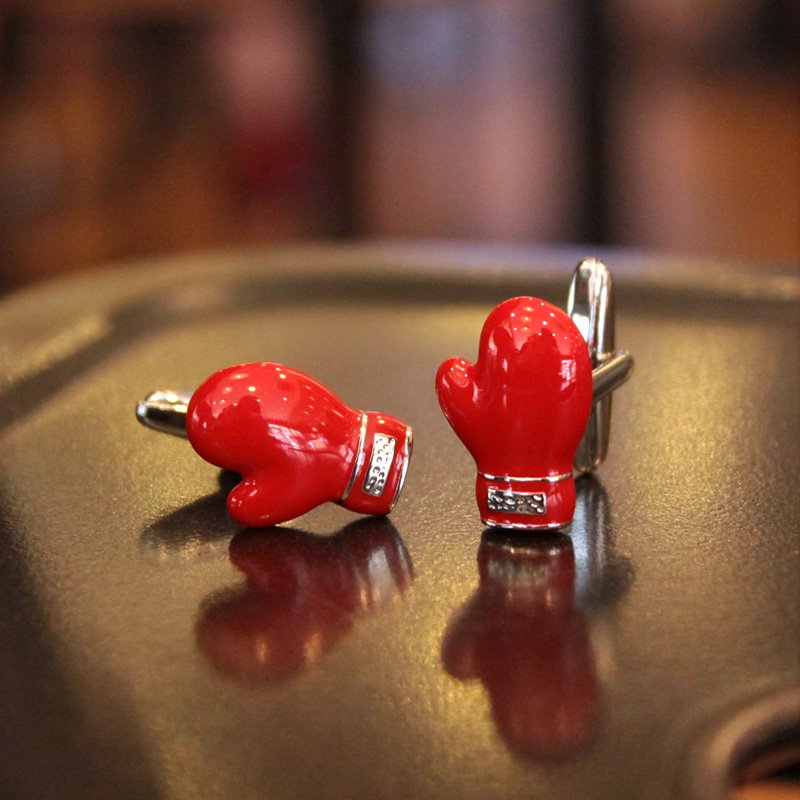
[228,473,316,528]
[436,357,477,429]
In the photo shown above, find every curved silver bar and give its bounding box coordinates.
[135,390,191,438]
[340,412,369,503]
[568,258,623,473]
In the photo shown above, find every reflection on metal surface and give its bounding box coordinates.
[443,532,599,761]
[442,477,632,762]
[479,471,572,483]
[196,518,413,682]
[388,426,414,512]
[569,475,634,604]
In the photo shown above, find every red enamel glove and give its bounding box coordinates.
[436,297,592,530]
[187,363,412,527]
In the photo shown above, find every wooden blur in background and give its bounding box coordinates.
[0,0,797,292]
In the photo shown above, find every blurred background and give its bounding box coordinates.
[0,0,797,292]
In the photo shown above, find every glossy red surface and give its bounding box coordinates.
[197,519,412,681]
[436,297,592,529]
[187,362,412,527]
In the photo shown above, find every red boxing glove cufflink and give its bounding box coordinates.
[136,363,412,527]
[437,296,592,530]
[436,259,633,531]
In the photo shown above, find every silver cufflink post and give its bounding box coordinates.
[136,390,191,438]
[567,258,633,473]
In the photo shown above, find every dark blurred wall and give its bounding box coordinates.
[0,0,797,291]
[359,1,582,242]
[0,2,336,289]
[607,0,799,263]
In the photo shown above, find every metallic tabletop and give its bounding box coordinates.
[0,243,796,800]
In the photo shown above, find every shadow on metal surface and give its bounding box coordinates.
[0,490,162,800]
[139,470,241,563]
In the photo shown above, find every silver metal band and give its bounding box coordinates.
[341,412,368,502]
[388,426,413,511]
[479,471,572,483]
[481,518,566,531]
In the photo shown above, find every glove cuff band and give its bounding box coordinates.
[340,413,413,516]
[478,470,572,483]
[476,473,577,530]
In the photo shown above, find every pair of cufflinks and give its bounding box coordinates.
[136,259,633,532]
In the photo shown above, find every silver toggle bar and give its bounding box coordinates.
[135,390,191,438]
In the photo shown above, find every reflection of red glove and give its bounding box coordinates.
[436,297,592,529]
[196,519,412,681]
[187,363,412,527]
[442,535,598,761]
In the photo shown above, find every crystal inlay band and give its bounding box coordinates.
[486,487,547,515]
[363,433,397,497]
